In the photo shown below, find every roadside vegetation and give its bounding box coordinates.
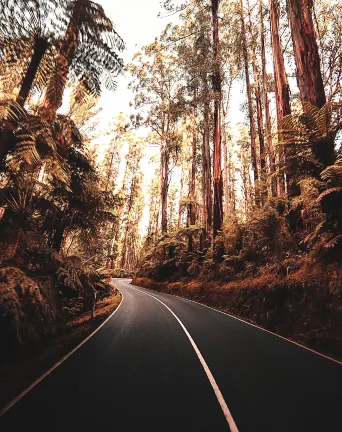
[0,0,128,357]
[131,0,342,359]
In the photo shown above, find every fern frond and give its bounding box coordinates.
[317,187,342,203]
[324,234,342,250]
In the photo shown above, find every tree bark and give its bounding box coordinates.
[189,88,198,227]
[260,0,277,197]
[240,0,258,184]
[269,0,291,196]
[222,77,234,213]
[202,79,213,238]
[17,36,48,106]
[187,88,198,253]
[161,114,169,233]
[287,0,326,109]
[287,0,334,167]
[212,0,223,237]
[178,156,185,228]
[247,0,266,204]
[120,176,136,268]
[51,219,66,252]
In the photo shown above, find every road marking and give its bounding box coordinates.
[126,282,239,432]
[0,290,124,417]
[129,281,342,367]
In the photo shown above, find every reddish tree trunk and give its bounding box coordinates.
[269,0,291,196]
[212,0,223,237]
[190,88,198,227]
[260,0,277,197]
[247,0,266,198]
[287,0,334,167]
[287,0,326,109]
[202,81,213,237]
[240,0,258,184]
[222,77,234,213]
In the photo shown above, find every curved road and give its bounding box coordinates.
[1,279,341,431]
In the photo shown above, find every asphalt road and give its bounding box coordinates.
[1,279,341,431]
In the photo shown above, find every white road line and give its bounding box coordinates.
[126,283,239,432]
[129,281,342,367]
[0,291,124,417]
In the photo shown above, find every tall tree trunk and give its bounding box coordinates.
[161,114,169,233]
[287,0,326,109]
[269,0,291,196]
[120,224,129,269]
[240,0,258,184]
[42,3,81,121]
[178,156,185,228]
[212,0,223,238]
[189,88,198,227]
[222,77,233,213]
[259,0,277,197]
[17,36,48,106]
[120,177,135,268]
[287,0,334,167]
[247,0,266,204]
[187,88,198,253]
[51,219,66,252]
[202,82,213,238]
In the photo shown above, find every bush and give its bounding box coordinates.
[0,267,57,347]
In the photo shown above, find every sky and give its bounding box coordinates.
[97,0,173,121]
[94,0,174,233]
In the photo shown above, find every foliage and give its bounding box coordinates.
[0,0,126,348]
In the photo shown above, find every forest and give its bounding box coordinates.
[131,0,342,357]
[1,0,342,364]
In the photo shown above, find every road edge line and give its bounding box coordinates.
[0,288,124,417]
[132,282,342,367]
[128,284,239,432]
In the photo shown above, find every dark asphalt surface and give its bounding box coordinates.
[1,278,341,431]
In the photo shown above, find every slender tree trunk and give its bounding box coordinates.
[247,0,266,204]
[52,220,66,252]
[222,77,233,213]
[212,0,223,238]
[187,88,198,253]
[17,36,48,106]
[42,3,81,121]
[105,135,119,192]
[202,84,213,238]
[269,0,291,196]
[240,0,258,184]
[120,177,135,268]
[190,88,198,227]
[161,114,169,233]
[222,109,229,214]
[178,157,184,228]
[120,224,129,269]
[287,0,334,167]
[259,0,277,197]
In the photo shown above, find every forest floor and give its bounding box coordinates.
[132,270,342,362]
[0,285,121,412]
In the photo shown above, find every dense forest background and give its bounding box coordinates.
[1,0,342,355]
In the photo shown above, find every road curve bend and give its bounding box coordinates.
[1,278,341,432]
